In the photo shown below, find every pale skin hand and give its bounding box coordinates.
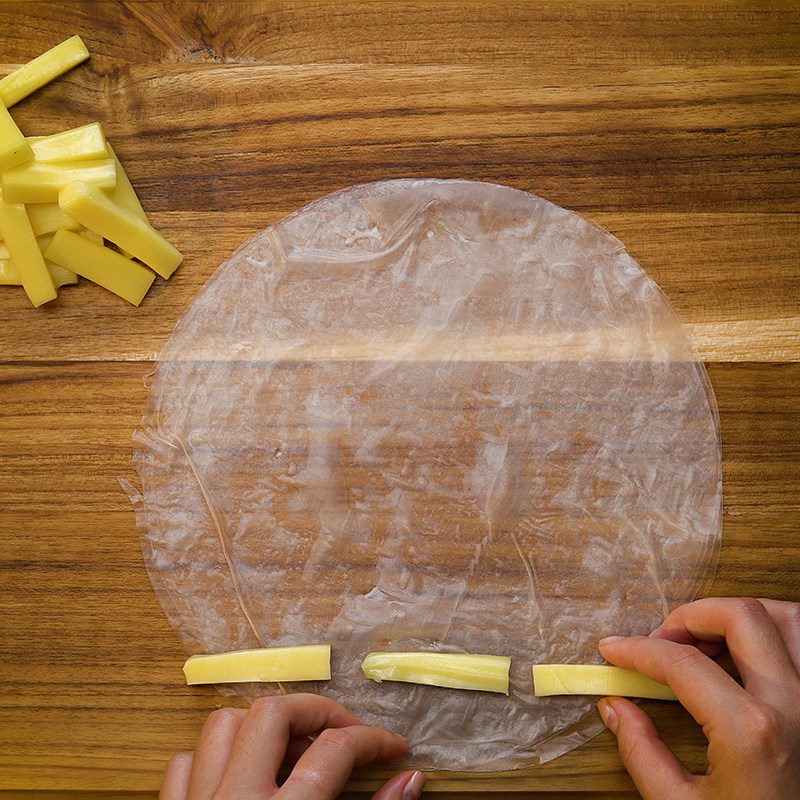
[159,694,426,800]
[597,597,800,800]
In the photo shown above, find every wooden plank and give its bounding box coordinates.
[0,361,797,519]
[0,360,796,790]
[0,695,699,792]
[1,2,798,68]
[4,61,799,215]
[0,211,797,363]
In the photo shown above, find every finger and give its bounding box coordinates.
[371,770,426,800]
[651,597,799,692]
[757,598,800,669]
[599,635,750,731]
[648,623,732,676]
[216,694,365,797]
[653,628,725,660]
[598,698,698,800]
[279,725,409,800]
[160,751,193,800]
[186,708,246,800]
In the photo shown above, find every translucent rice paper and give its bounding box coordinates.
[129,179,722,771]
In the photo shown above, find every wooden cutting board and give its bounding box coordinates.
[0,3,798,798]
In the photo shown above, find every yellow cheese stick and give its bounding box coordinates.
[38,231,79,283]
[2,159,115,204]
[107,144,148,258]
[44,228,154,306]
[0,257,77,287]
[0,203,79,242]
[80,228,103,244]
[29,123,108,163]
[59,181,181,278]
[107,144,147,222]
[0,36,90,108]
[0,102,33,171]
[0,199,56,306]
[183,645,332,685]
[362,651,511,694]
[25,202,80,237]
[0,230,102,286]
[532,664,677,701]
[1,233,62,259]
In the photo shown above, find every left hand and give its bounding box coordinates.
[159,693,424,800]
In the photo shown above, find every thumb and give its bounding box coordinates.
[598,697,699,800]
[371,770,426,800]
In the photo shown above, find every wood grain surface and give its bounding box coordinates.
[0,2,798,798]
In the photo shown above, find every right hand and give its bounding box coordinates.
[597,597,800,799]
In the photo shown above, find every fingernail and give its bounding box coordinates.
[402,770,426,800]
[599,635,624,647]
[598,699,618,735]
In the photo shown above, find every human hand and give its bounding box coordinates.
[597,597,800,799]
[159,693,425,800]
